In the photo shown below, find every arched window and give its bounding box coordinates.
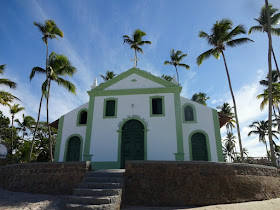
[185,105,194,121]
[77,109,88,126]
[79,111,87,124]
[182,104,197,123]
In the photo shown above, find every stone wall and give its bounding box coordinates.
[123,161,280,207]
[0,162,90,195]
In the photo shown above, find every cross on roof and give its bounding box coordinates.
[130,55,139,68]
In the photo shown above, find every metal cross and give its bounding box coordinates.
[130,55,139,68]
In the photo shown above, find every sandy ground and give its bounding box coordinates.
[0,188,67,210]
[0,188,280,210]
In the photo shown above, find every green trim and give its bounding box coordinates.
[92,67,178,91]
[174,92,184,160]
[91,161,120,170]
[83,97,95,161]
[54,115,64,162]
[103,97,118,118]
[88,86,182,97]
[212,109,224,162]
[63,134,83,161]
[188,130,211,161]
[117,116,149,168]
[76,108,88,126]
[150,95,165,117]
[182,103,197,123]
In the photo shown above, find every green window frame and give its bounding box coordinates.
[76,108,88,126]
[103,98,118,118]
[182,103,197,123]
[150,96,165,117]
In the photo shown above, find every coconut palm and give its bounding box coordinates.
[100,70,116,82]
[32,20,63,161]
[242,147,249,157]
[0,64,19,106]
[164,49,190,84]
[248,120,279,159]
[197,19,253,161]
[217,102,236,132]
[30,52,76,161]
[223,132,237,161]
[15,114,36,140]
[249,4,280,76]
[161,74,173,82]
[191,92,209,106]
[9,104,25,148]
[123,29,151,68]
[260,70,279,86]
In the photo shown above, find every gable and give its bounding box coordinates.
[104,73,164,90]
[93,68,178,91]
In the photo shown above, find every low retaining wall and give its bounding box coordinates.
[0,161,90,195]
[123,161,280,207]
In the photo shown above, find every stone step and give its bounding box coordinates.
[68,195,121,205]
[86,171,124,178]
[78,182,122,189]
[73,188,122,196]
[65,203,119,210]
[83,177,123,183]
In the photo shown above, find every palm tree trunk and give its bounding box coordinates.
[11,115,14,150]
[29,93,44,161]
[46,79,53,162]
[175,65,180,84]
[272,106,280,129]
[264,138,270,160]
[266,0,277,166]
[221,51,244,162]
[134,49,137,68]
[271,47,280,78]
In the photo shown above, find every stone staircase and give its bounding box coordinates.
[65,169,125,210]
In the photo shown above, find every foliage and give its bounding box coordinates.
[164,49,190,84]
[100,70,117,82]
[191,92,209,105]
[217,102,236,131]
[0,64,19,106]
[161,74,173,82]
[34,20,63,44]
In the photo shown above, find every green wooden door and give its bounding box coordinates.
[66,136,81,161]
[191,133,208,161]
[121,120,144,168]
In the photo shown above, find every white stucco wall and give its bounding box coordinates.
[104,73,164,90]
[58,102,89,161]
[180,97,218,162]
[90,93,177,162]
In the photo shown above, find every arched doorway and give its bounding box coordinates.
[191,132,208,161]
[66,136,81,161]
[121,120,144,168]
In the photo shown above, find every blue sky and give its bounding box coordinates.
[1,0,280,157]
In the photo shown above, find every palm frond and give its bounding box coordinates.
[138,40,152,45]
[271,28,280,36]
[30,67,46,81]
[0,64,5,75]
[0,79,17,89]
[177,63,190,69]
[56,77,76,95]
[226,38,254,47]
[196,48,220,65]
[226,25,246,40]
[164,61,173,66]
[248,26,263,34]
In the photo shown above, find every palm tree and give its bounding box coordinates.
[161,74,173,82]
[248,120,279,159]
[123,29,151,68]
[191,92,209,106]
[223,132,237,161]
[217,102,236,132]
[164,49,190,84]
[9,104,25,148]
[197,19,253,161]
[100,70,116,82]
[242,147,249,157]
[15,114,36,140]
[30,52,76,161]
[0,64,19,106]
[32,20,63,161]
[249,4,280,76]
